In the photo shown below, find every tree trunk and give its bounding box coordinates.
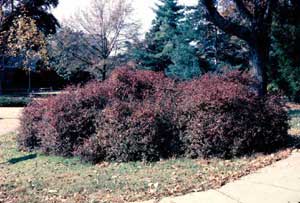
[11,0,14,12]
[0,70,3,95]
[249,37,270,96]
[102,63,107,81]
[28,68,31,93]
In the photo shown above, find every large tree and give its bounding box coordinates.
[201,0,278,95]
[0,0,58,94]
[7,15,48,92]
[48,27,97,84]
[165,15,201,79]
[134,0,184,72]
[269,0,300,101]
[0,0,59,35]
[0,0,59,64]
[185,4,249,75]
[64,0,140,81]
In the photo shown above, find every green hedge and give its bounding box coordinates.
[0,96,31,107]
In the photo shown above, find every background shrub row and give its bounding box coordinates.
[18,67,289,163]
[0,96,31,107]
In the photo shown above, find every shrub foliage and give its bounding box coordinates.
[18,67,289,162]
[177,72,289,158]
[19,82,108,156]
[90,101,180,162]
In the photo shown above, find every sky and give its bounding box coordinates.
[53,0,198,33]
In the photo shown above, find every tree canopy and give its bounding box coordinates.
[55,0,140,81]
[199,0,300,96]
[134,0,184,72]
[0,0,59,35]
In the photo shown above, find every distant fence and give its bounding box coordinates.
[30,90,65,98]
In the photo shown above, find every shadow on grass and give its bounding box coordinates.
[8,154,37,164]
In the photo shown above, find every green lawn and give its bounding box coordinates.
[289,106,300,136]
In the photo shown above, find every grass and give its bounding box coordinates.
[288,104,300,136]
[0,108,299,203]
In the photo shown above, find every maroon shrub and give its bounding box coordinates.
[18,100,47,151]
[18,68,289,163]
[92,101,181,162]
[73,136,105,164]
[77,67,181,162]
[18,67,180,162]
[105,67,175,103]
[177,71,289,158]
[18,82,108,156]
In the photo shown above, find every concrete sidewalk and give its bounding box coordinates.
[0,107,22,135]
[140,152,300,203]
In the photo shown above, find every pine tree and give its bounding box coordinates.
[134,0,183,72]
[165,7,201,79]
[166,3,249,80]
[269,2,300,101]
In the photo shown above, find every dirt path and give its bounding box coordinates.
[0,108,22,135]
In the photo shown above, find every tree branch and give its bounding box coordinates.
[201,0,252,42]
[264,0,277,22]
[234,0,253,20]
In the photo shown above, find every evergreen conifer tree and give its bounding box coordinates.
[165,7,201,79]
[269,2,300,101]
[134,0,183,72]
